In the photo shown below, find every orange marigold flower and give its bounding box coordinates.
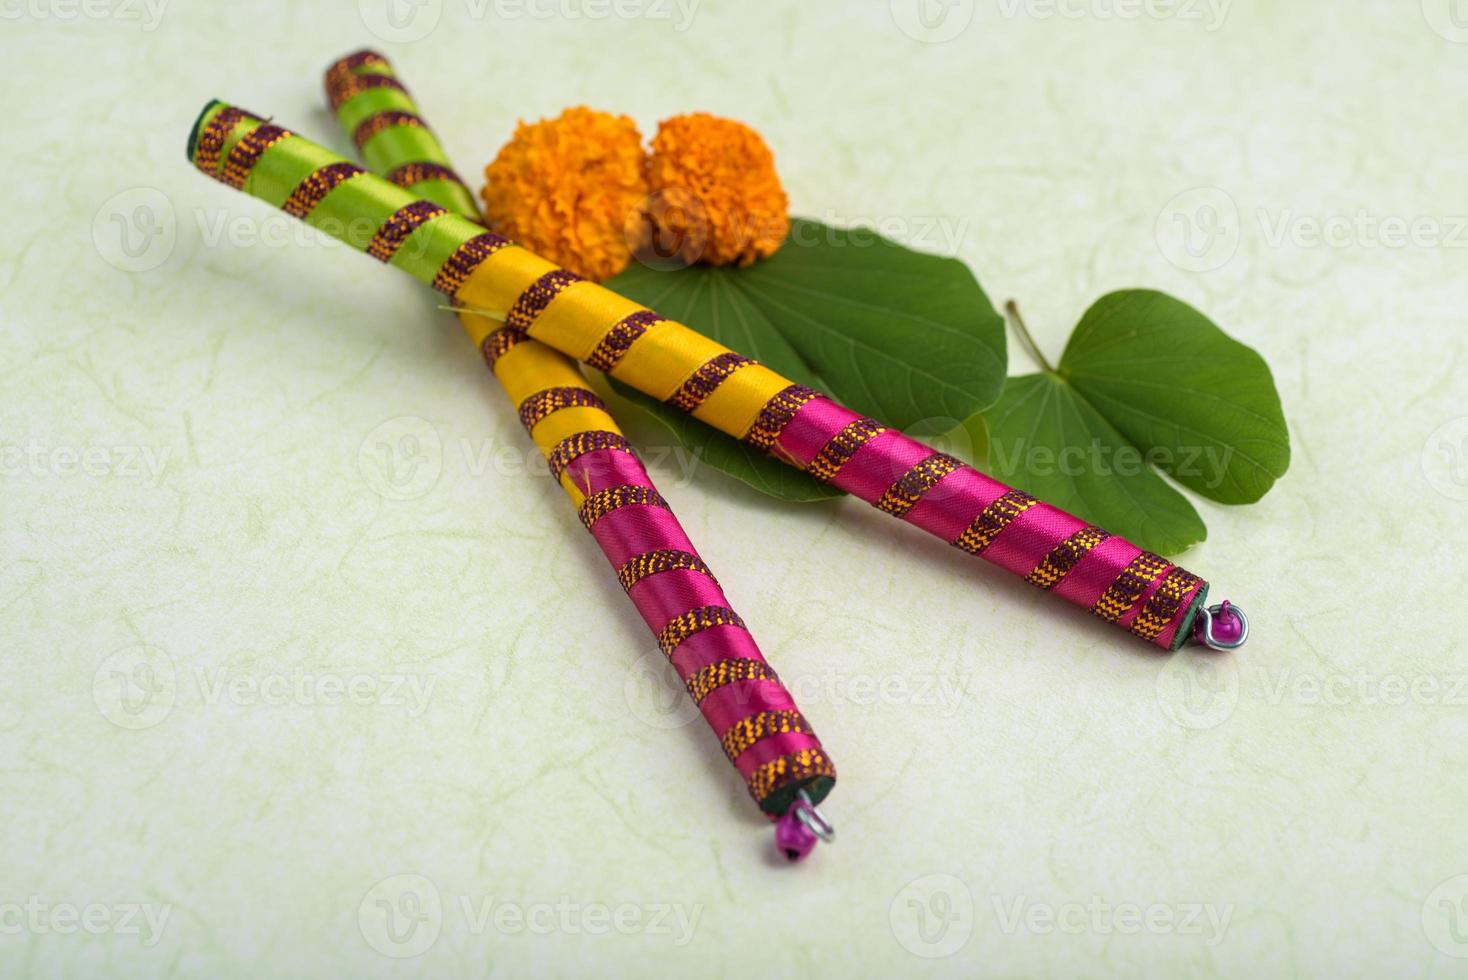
[640,112,790,268]
[480,106,648,282]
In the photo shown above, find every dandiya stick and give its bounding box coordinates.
[185,98,1248,655]
[191,78,837,859]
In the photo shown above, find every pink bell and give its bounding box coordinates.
[1193,600,1249,650]
[773,791,835,862]
[775,808,819,862]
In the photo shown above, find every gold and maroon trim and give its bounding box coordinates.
[481,327,528,369]
[1091,551,1171,623]
[657,605,745,658]
[434,232,512,295]
[516,386,606,431]
[323,51,392,118]
[744,384,821,452]
[684,658,780,704]
[668,353,753,414]
[352,109,428,151]
[747,748,836,805]
[576,484,670,530]
[1130,567,1203,641]
[953,488,1038,556]
[616,549,716,592]
[327,71,406,112]
[720,710,811,763]
[192,106,258,177]
[221,124,292,190]
[366,200,447,262]
[1026,526,1111,590]
[875,452,961,518]
[546,430,634,483]
[505,269,583,332]
[586,310,662,374]
[807,417,886,483]
[385,160,468,191]
[282,162,366,219]
[324,48,388,87]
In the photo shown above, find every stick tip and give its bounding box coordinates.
[185,98,227,164]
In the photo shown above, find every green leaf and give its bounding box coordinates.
[977,374,1208,555]
[976,289,1290,555]
[602,218,1006,501]
[1059,289,1290,504]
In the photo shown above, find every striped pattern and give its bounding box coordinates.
[327,71,406,111]
[353,109,428,151]
[808,418,886,483]
[657,605,745,658]
[283,162,366,218]
[668,353,753,413]
[720,710,810,762]
[875,452,961,518]
[367,200,447,262]
[505,269,583,332]
[324,48,387,88]
[324,51,393,115]
[1131,568,1203,641]
[1092,552,1171,623]
[587,310,661,373]
[221,124,292,190]
[953,489,1038,556]
[748,748,836,805]
[192,106,257,176]
[434,232,511,295]
[545,430,633,483]
[745,385,820,452]
[684,658,779,704]
[616,550,716,592]
[480,327,528,369]
[386,160,469,191]
[1026,526,1110,590]
[577,484,669,530]
[516,386,606,431]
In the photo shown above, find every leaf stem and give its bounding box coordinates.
[1004,300,1056,375]
[438,302,507,321]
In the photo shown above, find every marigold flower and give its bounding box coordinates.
[640,112,790,268]
[480,106,648,282]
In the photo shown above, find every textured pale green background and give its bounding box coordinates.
[3,0,1468,976]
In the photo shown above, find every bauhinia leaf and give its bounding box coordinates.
[975,374,1208,555]
[974,289,1290,556]
[603,218,1007,501]
[1060,289,1290,504]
